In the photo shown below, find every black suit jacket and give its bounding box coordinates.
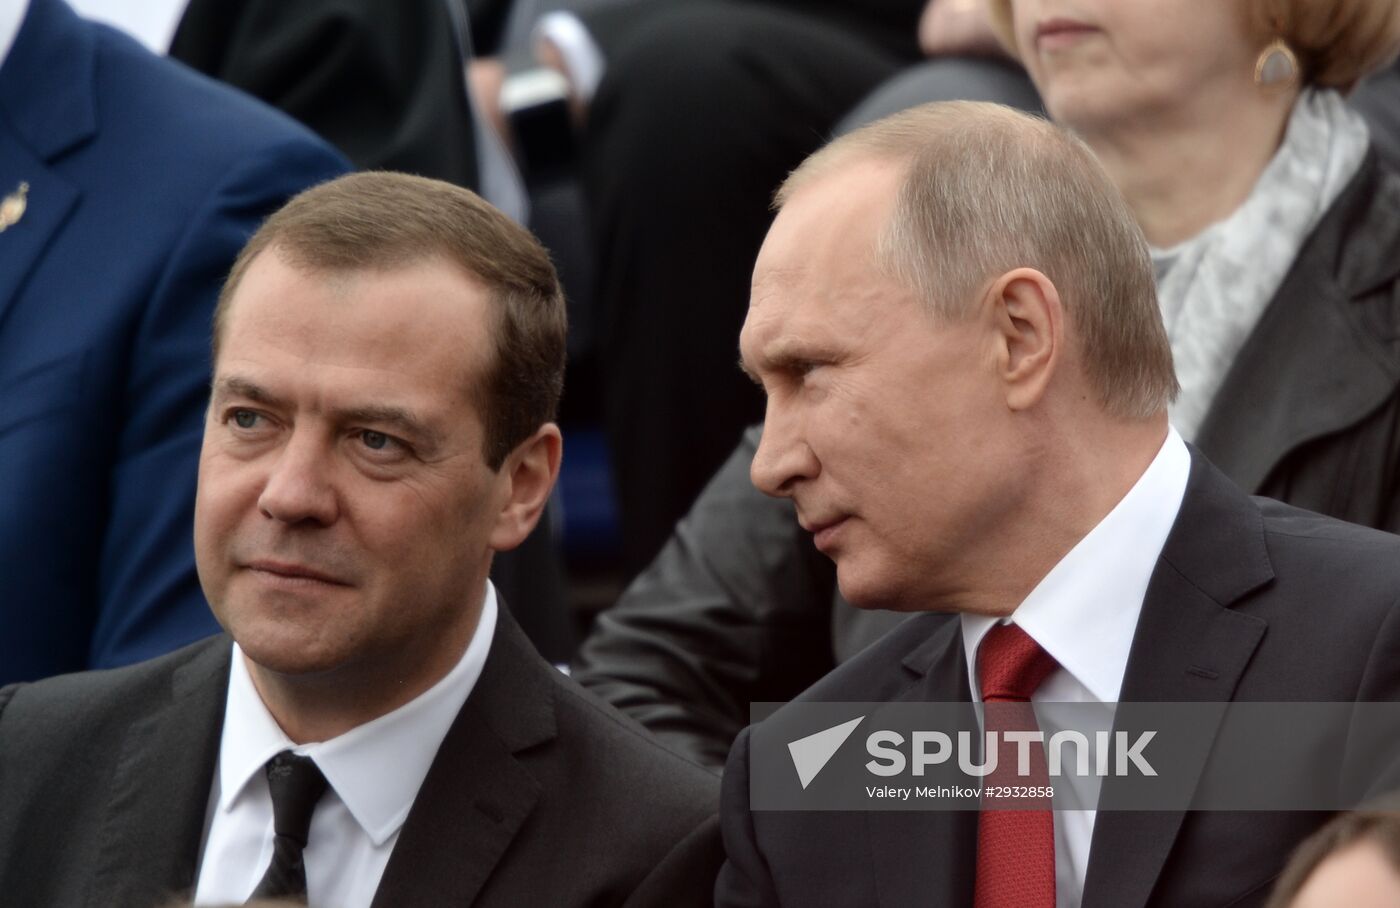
[1195,146,1400,533]
[715,451,1400,907]
[580,0,923,63]
[0,608,722,907]
[170,0,479,185]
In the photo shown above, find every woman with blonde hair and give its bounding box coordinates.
[988,0,1400,529]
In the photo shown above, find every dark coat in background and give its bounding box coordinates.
[170,0,479,183]
[577,0,925,576]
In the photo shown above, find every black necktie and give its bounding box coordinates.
[250,751,328,903]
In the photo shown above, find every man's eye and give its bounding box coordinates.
[231,409,260,429]
[355,430,407,458]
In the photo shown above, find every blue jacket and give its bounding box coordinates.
[0,0,348,681]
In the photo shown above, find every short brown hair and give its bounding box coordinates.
[777,101,1176,420]
[986,0,1400,89]
[214,171,566,469]
[1266,799,1400,907]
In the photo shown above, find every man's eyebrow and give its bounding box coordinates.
[745,339,838,379]
[211,375,283,408]
[211,376,445,448]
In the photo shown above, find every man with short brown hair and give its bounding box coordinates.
[0,172,720,908]
[211,171,567,471]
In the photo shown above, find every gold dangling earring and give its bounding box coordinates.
[1254,36,1299,89]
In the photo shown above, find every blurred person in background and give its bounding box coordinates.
[574,0,1400,769]
[989,0,1400,475]
[1267,800,1400,908]
[71,0,484,185]
[0,0,346,683]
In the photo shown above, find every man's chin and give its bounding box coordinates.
[835,570,903,612]
[233,624,347,678]
[834,564,952,613]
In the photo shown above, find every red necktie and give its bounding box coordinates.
[974,622,1059,908]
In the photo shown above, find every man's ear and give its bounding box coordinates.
[986,267,1062,411]
[489,423,563,552]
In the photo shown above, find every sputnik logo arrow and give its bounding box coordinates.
[788,716,865,789]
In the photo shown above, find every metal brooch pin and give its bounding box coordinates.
[1,182,29,232]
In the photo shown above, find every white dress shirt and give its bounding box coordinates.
[194,582,499,908]
[961,427,1190,908]
[0,0,29,69]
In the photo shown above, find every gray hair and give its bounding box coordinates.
[776,101,1177,420]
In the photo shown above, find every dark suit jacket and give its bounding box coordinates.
[1196,146,1400,534]
[573,147,1400,766]
[1351,61,1400,169]
[0,0,347,682]
[580,0,923,63]
[0,607,722,907]
[715,451,1400,907]
[170,0,479,184]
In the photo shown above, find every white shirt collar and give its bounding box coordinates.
[0,0,30,70]
[962,427,1191,703]
[215,581,498,846]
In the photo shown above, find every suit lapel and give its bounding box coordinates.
[1081,452,1271,908]
[0,0,94,334]
[90,639,231,908]
[1195,152,1400,493]
[0,140,81,339]
[371,607,555,908]
[867,617,979,908]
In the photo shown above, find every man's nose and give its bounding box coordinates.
[749,404,819,497]
[257,432,339,526]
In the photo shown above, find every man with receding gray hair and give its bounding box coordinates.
[715,101,1400,907]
